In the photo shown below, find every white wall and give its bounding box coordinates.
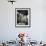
[0,0,46,42]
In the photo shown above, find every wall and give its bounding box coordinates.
[0,0,46,42]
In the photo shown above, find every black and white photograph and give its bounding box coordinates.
[15,8,31,27]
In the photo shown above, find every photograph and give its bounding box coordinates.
[15,8,31,27]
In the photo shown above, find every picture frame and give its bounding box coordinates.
[15,8,31,28]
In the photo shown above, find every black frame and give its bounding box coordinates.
[15,8,31,28]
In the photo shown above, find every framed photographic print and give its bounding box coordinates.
[15,8,31,27]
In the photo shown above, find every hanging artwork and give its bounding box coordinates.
[15,8,31,27]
